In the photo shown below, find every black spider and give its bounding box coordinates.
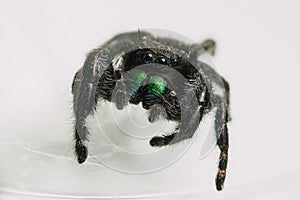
[71,31,230,191]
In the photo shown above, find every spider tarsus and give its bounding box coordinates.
[75,140,88,164]
[149,136,165,146]
[148,116,155,123]
[200,39,216,56]
[215,169,226,191]
[149,134,174,146]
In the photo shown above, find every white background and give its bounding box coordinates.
[0,0,300,199]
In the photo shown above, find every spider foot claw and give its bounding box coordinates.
[149,136,166,146]
[149,134,175,147]
[215,170,226,191]
[148,115,156,123]
[75,140,88,164]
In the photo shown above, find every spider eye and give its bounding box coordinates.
[141,52,153,64]
[155,57,168,65]
[170,55,178,64]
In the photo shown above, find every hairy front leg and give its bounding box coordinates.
[191,39,216,58]
[72,71,97,163]
[72,48,113,164]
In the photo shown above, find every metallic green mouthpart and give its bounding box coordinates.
[129,70,147,94]
[148,76,167,97]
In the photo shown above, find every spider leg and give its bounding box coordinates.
[72,48,112,164]
[149,85,209,146]
[149,102,206,146]
[214,79,230,191]
[200,39,216,56]
[191,39,216,58]
[72,70,96,163]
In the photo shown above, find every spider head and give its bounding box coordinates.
[111,48,189,121]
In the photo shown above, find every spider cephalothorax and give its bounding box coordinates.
[72,31,230,191]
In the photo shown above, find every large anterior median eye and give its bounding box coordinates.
[141,52,154,64]
[155,57,168,65]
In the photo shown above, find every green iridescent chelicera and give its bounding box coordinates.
[148,75,167,97]
[129,70,147,94]
[129,70,167,97]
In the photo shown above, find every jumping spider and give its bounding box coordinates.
[72,31,230,191]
